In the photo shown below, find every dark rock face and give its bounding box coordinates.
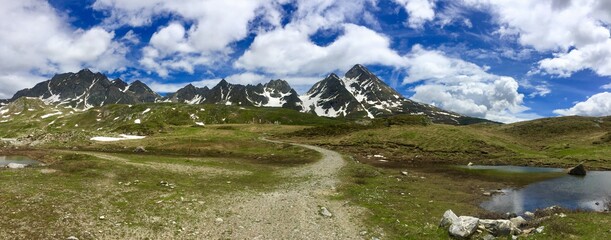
[10,69,160,108]
[567,164,587,176]
[165,79,303,111]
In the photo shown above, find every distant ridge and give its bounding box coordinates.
[4,65,493,125]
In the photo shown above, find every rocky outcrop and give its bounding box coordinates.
[449,216,479,238]
[440,209,459,228]
[440,210,524,239]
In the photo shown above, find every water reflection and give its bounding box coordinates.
[480,170,611,213]
[0,156,41,167]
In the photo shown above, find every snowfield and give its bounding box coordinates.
[40,111,63,119]
[90,134,146,142]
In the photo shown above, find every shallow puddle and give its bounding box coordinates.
[463,165,611,214]
[0,156,41,167]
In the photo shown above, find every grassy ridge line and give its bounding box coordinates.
[287,115,610,169]
[0,99,341,137]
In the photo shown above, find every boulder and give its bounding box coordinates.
[567,164,586,176]
[510,216,526,227]
[134,146,147,153]
[7,163,28,169]
[439,209,459,228]
[480,219,519,236]
[449,216,479,238]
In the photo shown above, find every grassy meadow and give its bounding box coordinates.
[1,100,610,239]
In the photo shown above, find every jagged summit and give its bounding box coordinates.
[9,69,160,108]
[301,64,480,124]
[165,79,303,111]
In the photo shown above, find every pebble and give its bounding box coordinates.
[320,207,333,218]
[66,236,79,240]
[215,218,224,223]
[99,216,106,220]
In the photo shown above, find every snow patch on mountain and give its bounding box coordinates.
[41,111,63,119]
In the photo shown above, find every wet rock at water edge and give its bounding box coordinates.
[479,219,520,236]
[567,164,586,176]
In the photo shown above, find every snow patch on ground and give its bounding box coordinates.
[195,122,205,126]
[41,111,63,119]
[142,108,151,114]
[0,108,8,115]
[134,119,141,124]
[90,134,146,142]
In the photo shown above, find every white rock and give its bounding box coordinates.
[510,216,527,227]
[320,207,333,218]
[440,210,459,228]
[524,211,535,218]
[7,163,28,169]
[66,237,79,240]
[215,218,223,223]
[99,216,106,220]
[536,226,545,233]
[480,219,518,236]
[449,216,479,238]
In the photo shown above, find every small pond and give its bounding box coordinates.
[0,156,41,167]
[462,165,611,214]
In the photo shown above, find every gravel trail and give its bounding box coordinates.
[198,139,368,240]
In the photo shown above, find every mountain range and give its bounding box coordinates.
[2,65,489,125]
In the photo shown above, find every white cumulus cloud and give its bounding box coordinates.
[0,0,128,99]
[553,92,611,117]
[94,0,284,77]
[403,45,534,123]
[236,23,406,76]
[393,0,437,28]
[462,0,611,77]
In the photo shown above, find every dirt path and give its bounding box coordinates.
[196,139,369,240]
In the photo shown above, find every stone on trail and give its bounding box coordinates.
[66,237,79,240]
[439,209,459,228]
[320,207,333,218]
[449,216,479,238]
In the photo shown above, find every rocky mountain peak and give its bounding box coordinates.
[264,79,292,94]
[112,78,128,89]
[345,64,373,79]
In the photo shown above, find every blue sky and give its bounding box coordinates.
[0,0,610,122]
